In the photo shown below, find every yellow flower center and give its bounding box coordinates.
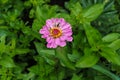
[50,27,62,38]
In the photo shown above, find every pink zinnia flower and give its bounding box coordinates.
[39,18,73,48]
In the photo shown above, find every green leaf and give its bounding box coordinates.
[36,6,43,20]
[70,2,82,16]
[83,22,102,50]
[71,74,82,80]
[76,48,99,68]
[28,65,39,74]
[34,56,46,79]
[32,19,44,32]
[34,42,56,65]
[65,1,82,13]
[108,39,120,50]
[0,35,6,54]
[34,42,55,56]
[1,0,8,4]
[92,65,120,80]
[102,33,120,42]
[66,2,83,24]
[35,6,46,24]
[0,55,16,68]
[57,69,65,80]
[14,48,30,54]
[23,72,35,80]
[56,47,75,70]
[82,3,104,22]
[100,47,120,65]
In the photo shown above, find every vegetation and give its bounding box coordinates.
[0,0,120,80]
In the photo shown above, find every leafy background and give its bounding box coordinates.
[0,0,120,80]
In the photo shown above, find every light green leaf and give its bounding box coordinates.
[32,19,43,32]
[70,2,82,16]
[83,22,102,50]
[100,47,120,65]
[65,1,82,15]
[0,34,7,54]
[28,65,39,74]
[76,48,99,68]
[14,48,30,54]
[34,42,56,65]
[34,42,55,56]
[108,39,120,50]
[102,33,120,42]
[36,6,44,21]
[92,65,120,80]
[56,47,75,70]
[23,72,35,80]
[76,54,99,68]
[82,3,104,22]
[71,74,82,80]
[0,55,16,68]
[1,0,8,4]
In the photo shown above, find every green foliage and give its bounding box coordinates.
[102,33,120,42]
[71,74,82,80]
[81,3,104,22]
[0,0,120,80]
[76,48,99,68]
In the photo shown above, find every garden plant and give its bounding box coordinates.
[0,0,120,80]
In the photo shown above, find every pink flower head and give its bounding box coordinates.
[39,18,73,48]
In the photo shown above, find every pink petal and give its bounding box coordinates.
[66,37,73,41]
[47,43,56,48]
[47,37,54,43]
[62,29,72,33]
[59,18,65,22]
[39,27,49,34]
[54,18,59,23]
[46,37,50,42]
[59,18,67,27]
[41,35,48,38]
[55,38,60,45]
[46,19,53,28]
[64,32,72,36]
[46,19,52,24]
[52,43,57,48]
[39,30,49,34]
[61,23,71,30]
[50,41,57,48]
[39,29,45,34]
[47,39,57,48]
[59,41,66,47]
[42,26,48,30]
[60,36,66,41]
[58,18,65,25]
[59,22,66,27]
[47,43,51,48]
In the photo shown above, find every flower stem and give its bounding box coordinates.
[91,65,120,80]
